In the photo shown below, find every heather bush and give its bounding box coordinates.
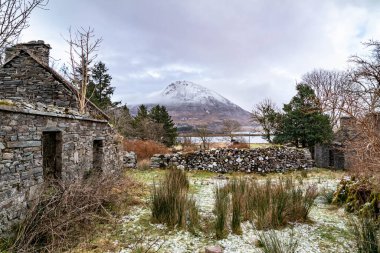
[124,139,170,160]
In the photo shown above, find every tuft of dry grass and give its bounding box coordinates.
[229,178,248,235]
[350,216,379,253]
[257,230,298,253]
[214,185,230,239]
[151,168,199,231]
[5,173,138,253]
[245,178,318,230]
[124,139,170,160]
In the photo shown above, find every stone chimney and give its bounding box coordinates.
[5,40,51,65]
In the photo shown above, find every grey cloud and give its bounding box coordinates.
[21,0,380,110]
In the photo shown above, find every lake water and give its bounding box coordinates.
[177,135,268,144]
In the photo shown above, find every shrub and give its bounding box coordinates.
[124,139,170,160]
[350,216,379,253]
[214,186,230,239]
[6,174,135,252]
[257,230,298,253]
[151,168,199,231]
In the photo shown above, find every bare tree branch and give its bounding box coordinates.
[64,27,102,114]
[0,0,48,60]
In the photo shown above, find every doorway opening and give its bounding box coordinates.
[42,131,62,180]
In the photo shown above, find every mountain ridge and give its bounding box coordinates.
[130,81,252,132]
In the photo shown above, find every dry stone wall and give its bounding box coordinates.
[123,151,137,168]
[150,147,313,173]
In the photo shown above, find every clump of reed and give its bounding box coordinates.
[151,168,199,231]
[213,176,318,237]
[230,178,248,235]
[350,216,379,253]
[257,230,298,253]
[246,177,318,230]
[214,185,230,239]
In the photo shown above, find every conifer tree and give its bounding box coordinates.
[149,105,178,146]
[274,84,333,150]
[87,61,119,110]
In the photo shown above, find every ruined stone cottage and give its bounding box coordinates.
[314,116,362,169]
[0,41,124,235]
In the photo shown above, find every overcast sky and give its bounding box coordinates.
[20,0,380,111]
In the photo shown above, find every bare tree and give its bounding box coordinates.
[0,0,48,59]
[347,40,380,117]
[196,125,211,150]
[251,98,280,143]
[222,119,241,142]
[302,69,351,130]
[64,27,102,114]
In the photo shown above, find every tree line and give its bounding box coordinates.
[252,40,380,175]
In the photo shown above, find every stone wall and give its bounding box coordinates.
[314,144,345,169]
[150,147,313,173]
[0,109,123,235]
[123,151,137,168]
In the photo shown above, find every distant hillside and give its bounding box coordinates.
[129,81,252,133]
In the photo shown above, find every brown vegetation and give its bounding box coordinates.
[229,142,250,149]
[6,173,140,252]
[124,139,170,160]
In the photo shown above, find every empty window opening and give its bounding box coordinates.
[42,131,62,180]
[93,139,104,172]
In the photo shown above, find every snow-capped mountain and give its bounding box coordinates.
[160,81,232,105]
[130,81,252,132]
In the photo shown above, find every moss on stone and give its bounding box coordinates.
[333,177,379,219]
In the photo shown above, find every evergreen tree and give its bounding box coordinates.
[274,84,333,149]
[87,61,119,110]
[134,104,149,124]
[149,105,178,146]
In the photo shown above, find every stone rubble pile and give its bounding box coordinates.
[123,151,137,168]
[150,147,313,173]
